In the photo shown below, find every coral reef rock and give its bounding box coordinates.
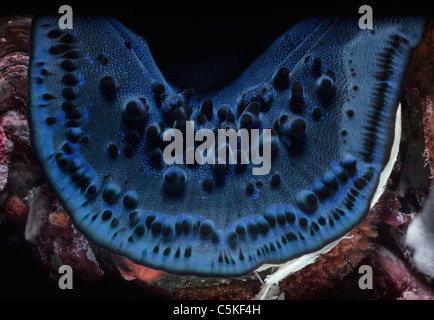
[26,185,103,283]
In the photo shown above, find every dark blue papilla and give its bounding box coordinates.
[28,16,426,276]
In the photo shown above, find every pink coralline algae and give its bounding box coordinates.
[0,53,28,111]
[0,16,30,113]
[0,15,33,197]
[380,191,408,227]
[0,108,31,154]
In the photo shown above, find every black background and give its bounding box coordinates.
[3,1,432,92]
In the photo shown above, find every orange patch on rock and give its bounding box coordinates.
[117,258,164,283]
[4,195,29,223]
[48,210,69,227]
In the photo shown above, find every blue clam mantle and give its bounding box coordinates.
[28,16,425,277]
